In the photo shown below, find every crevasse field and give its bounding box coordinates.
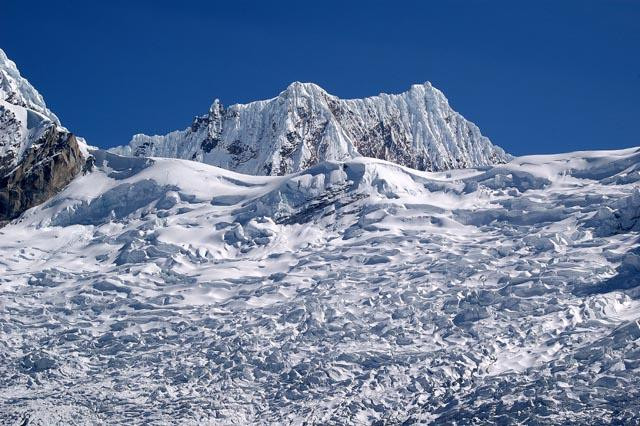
[1,146,639,424]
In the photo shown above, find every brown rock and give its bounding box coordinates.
[0,126,85,223]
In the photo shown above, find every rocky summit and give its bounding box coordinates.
[111,81,510,175]
[0,49,88,223]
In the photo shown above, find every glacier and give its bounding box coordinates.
[1,146,640,424]
[111,81,510,175]
[1,47,640,424]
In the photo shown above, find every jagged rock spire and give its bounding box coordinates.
[112,81,510,176]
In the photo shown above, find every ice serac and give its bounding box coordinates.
[3,146,640,423]
[0,48,86,223]
[111,81,510,175]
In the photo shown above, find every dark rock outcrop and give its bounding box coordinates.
[1,48,88,225]
[0,126,84,223]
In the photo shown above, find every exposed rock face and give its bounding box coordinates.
[112,82,510,175]
[0,126,84,222]
[0,48,86,223]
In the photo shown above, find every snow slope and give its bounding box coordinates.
[0,49,59,125]
[1,146,639,424]
[0,49,61,175]
[111,82,510,175]
[0,49,88,222]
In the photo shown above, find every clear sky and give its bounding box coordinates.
[1,0,639,155]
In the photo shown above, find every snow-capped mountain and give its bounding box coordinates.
[111,82,510,175]
[1,145,639,423]
[0,49,88,222]
[2,46,640,424]
[0,49,60,126]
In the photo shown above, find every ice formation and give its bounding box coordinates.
[111,82,510,175]
[1,47,640,424]
[1,146,640,423]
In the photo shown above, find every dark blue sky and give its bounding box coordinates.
[1,0,639,155]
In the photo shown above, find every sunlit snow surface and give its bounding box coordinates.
[1,148,640,424]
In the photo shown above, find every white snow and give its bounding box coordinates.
[0,100,54,168]
[1,44,639,424]
[0,49,75,175]
[0,48,60,125]
[1,146,639,423]
[110,81,510,175]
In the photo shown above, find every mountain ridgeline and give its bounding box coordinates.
[111,82,510,175]
[4,48,640,424]
[0,49,87,223]
[0,46,508,224]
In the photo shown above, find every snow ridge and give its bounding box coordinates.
[0,48,63,175]
[0,49,87,222]
[111,81,510,175]
[0,48,60,125]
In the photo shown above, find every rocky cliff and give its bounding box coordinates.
[0,126,85,222]
[0,48,87,223]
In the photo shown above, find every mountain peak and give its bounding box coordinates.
[408,81,437,93]
[280,81,329,98]
[209,98,223,115]
[111,81,510,175]
[0,48,86,222]
[0,48,60,125]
